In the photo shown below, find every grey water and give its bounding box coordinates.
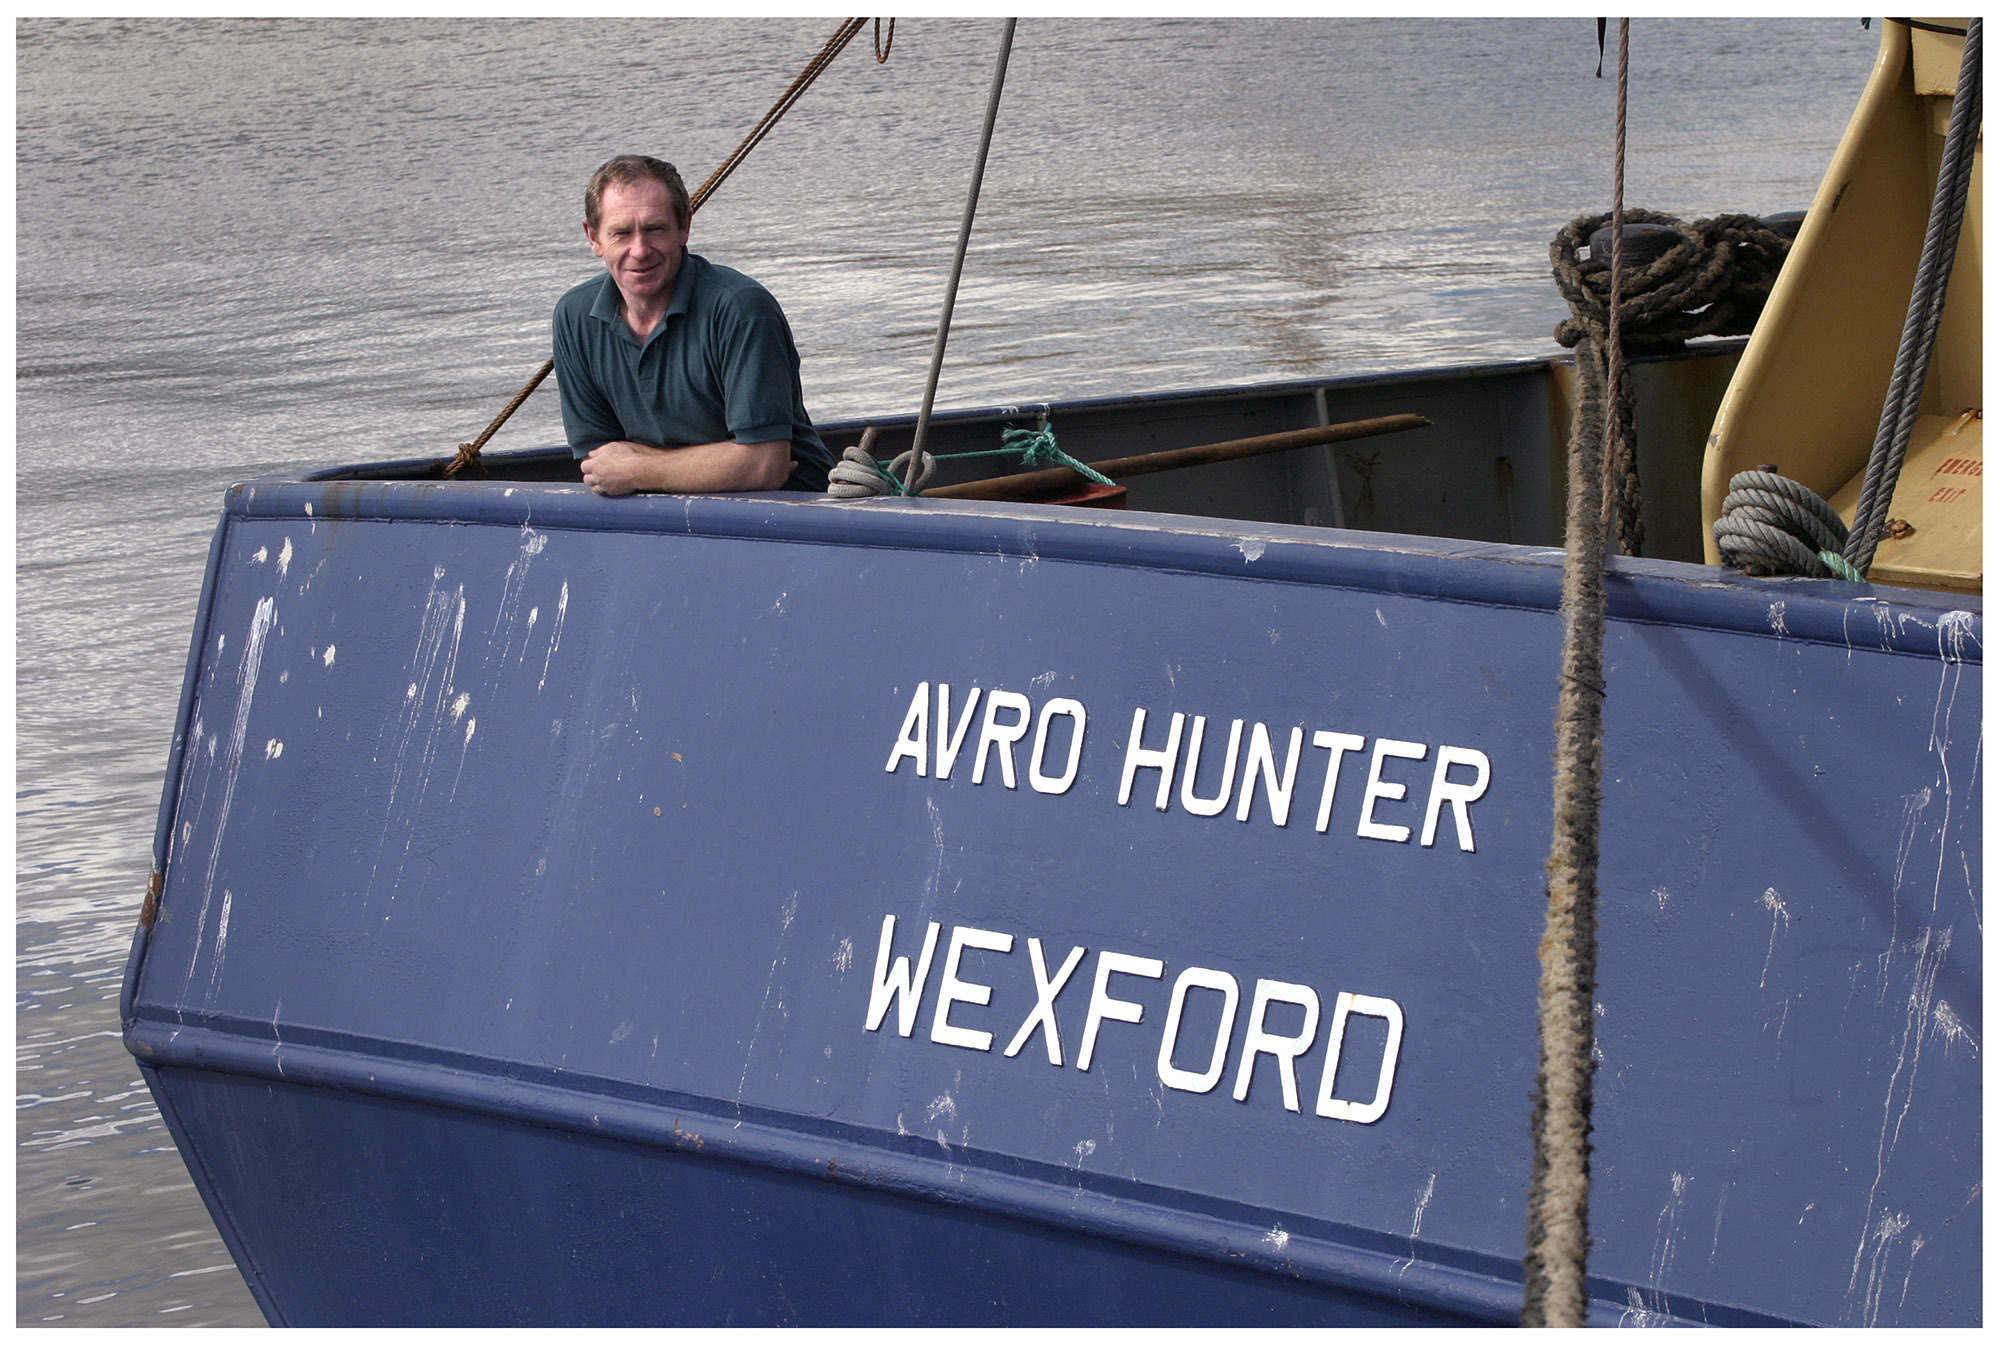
[16,16,1875,1326]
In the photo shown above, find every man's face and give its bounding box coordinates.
[585,179,688,309]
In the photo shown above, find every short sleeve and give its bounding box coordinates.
[552,293,624,457]
[714,288,803,446]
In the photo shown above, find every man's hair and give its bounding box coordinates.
[584,155,690,231]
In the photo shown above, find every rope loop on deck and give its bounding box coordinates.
[1548,207,1793,558]
[826,426,939,498]
[1712,469,1861,579]
[825,416,1114,499]
[1551,208,1793,354]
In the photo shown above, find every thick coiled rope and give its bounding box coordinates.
[1713,470,1863,580]
[1551,209,1795,557]
[827,426,938,498]
[1552,209,1794,352]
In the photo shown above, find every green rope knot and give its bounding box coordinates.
[1000,423,1114,486]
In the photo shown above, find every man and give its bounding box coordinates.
[553,155,833,494]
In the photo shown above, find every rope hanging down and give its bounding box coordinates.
[1523,16,1631,1330]
[443,17,875,478]
[1550,208,1796,555]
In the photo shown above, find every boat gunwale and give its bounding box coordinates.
[215,474,1981,662]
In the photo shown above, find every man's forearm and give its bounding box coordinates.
[580,439,793,495]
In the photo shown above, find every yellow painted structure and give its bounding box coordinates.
[1701,18,1981,594]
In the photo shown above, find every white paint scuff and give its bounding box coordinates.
[208,889,234,996]
[1858,1210,1911,1327]
[538,581,569,692]
[183,596,277,1003]
[1411,1173,1436,1239]
[1931,1000,1976,1054]
[368,580,468,902]
[1645,1170,1689,1313]
[733,891,801,1109]
[490,527,549,660]
[1760,887,1790,988]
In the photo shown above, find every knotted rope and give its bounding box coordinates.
[1551,209,1795,556]
[444,17,876,478]
[995,423,1115,484]
[826,417,1112,500]
[827,426,938,498]
[1552,209,1793,353]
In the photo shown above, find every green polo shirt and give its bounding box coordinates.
[552,252,831,491]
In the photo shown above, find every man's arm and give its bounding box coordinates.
[580,438,794,495]
[553,286,629,459]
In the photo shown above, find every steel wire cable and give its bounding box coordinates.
[1844,17,1981,573]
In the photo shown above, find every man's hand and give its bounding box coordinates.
[580,439,794,495]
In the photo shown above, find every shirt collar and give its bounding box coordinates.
[665,249,703,321]
[587,249,703,346]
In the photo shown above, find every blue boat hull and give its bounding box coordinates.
[125,462,1980,1325]
[142,1064,1508,1326]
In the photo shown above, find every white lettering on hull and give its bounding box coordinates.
[887,682,1090,798]
[864,913,1406,1126]
[887,681,1492,852]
